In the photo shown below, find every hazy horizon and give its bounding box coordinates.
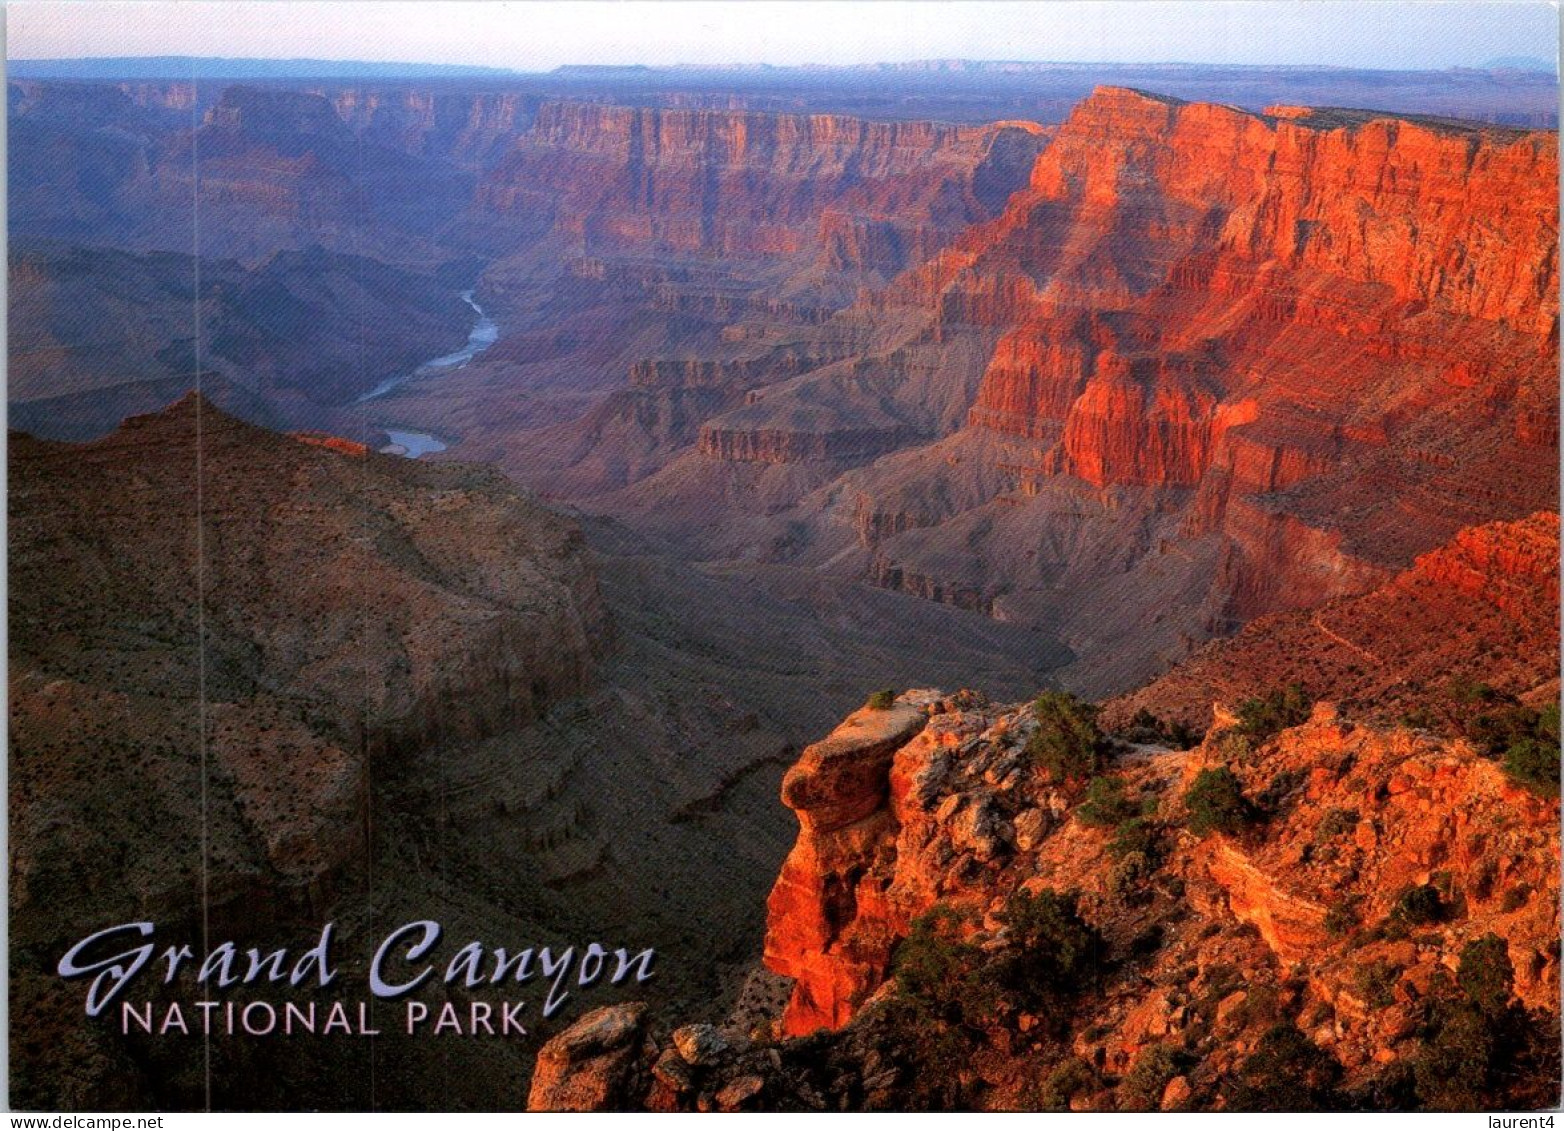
[8,1,1559,72]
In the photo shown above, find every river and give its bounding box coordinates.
[362,289,499,459]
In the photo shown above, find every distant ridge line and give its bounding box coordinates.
[7,56,527,80]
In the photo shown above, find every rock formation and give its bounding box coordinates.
[475,102,1046,274]
[9,394,608,942]
[526,510,1559,1111]
[9,240,474,438]
[1105,512,1560,730]
[598,87,1557,696]
[531,682,1559,1109]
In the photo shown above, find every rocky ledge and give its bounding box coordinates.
[528,681,1559,1110]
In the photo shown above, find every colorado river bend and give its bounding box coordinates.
[362,289,498,458]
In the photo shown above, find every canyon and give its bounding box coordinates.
[7,396,1054,1110]
[7,60,1558,1111]
[528,513,1560,1111]
[498,86,1556,699]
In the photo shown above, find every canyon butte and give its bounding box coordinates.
[6,61,1559,1111]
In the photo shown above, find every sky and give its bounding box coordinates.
[7,0,1559,71]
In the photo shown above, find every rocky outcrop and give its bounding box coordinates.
[1203,838,1330,964]
[1188,704,1561,1017]
[8,396,608,943]
[527,1004,648,1112]
[551,668,1558,1109]
[1408,511,1561,618]
[763,699,929,1033]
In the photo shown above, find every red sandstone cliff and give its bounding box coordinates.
[1105,511,1560,730]
[953,89,1557,493]
[724,87,1560,678]
[761,692,1559,1043]
[476,101,1046,272]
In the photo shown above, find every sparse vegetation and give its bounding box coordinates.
[1107,816,1157,862]
[1388,883,1445,932]
[1183,767,1252,836]
[1466,701,1559,799]
[1456,933,1515,1018]
[1354,960,1401,1009]
[1227,1023,1343,1111]
[1234,683,1313,742]
[885,891,1107,1107]
[1448,676,1499,706]
[880,905,996,1108]
[1077,776,1139,828]
[891,905,997,1029]
[1036,1057,1098,1112]
[1317,807,1359,840]
[1109,850,1152,899]
[996,888,1106,1007]
[865,689,898,710]
[1117,1043,1185,1111]
[1414,933,1561,1111]
[1413,1001,1498,1110]
[1028,691,1109,783]
[1214,730,1254,764]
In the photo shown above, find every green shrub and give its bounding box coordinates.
[1078,776,1138,828]
[1317,807,1359,840]
[1028,691,1108,783]
[1408,945,1551,1110]
[1467,702,1559,798]
[1183,767,1252,836]
[1354,960,1401,1009]
[1228,1023,1343,1111]
[1109,851,1152,900]
[1235,683,1313,742]
[1448,676,1498,706]
[1388,884,1445,930]
[1413,1001,1497,1110]
[1467,703,1534,753]
[1117,1043,1183,1112]
[865,689,898,710]
[1503,733,1560,799]
[891,905,996,1028]
[996,888,1105,1006]
[1036,1058,1097,1112]
[1457,933,1514,1017]
[881,906,993,1109]
[1214,730,1254,764]
[1107,816,1157,861]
